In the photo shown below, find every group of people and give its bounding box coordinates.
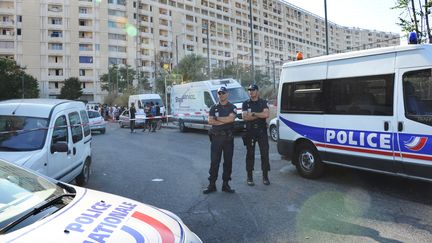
[128,102,162,133]
[203,84,270,194]
[87,104,125,121]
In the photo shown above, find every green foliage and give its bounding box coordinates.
[211,64,270,88]
[100,65,149,94]
[392,0,432,42]
[174,54,206,82]
[58,77,83,100]
[0,58,39,100]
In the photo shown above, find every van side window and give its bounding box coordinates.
[204,91,214,108]
[403,69,432,126]
[68,112,83,143]
[79,110,91,137]
[326,74,394,115]
[52,116,68,144]
[280,81,324,113]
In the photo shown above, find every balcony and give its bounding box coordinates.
[0,8,14,15]
[0,21,14,28]
[47,75,65,81]
[47,62,64,68]
[47,23,64,30]
[140,32,152,38]
[0,34,14,41]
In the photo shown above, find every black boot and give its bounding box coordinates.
[263,171,270,185]
[247,171,254,186]
[222,181,235,193]
[203,183,217,194]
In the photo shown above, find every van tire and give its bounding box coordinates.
[294,143,324,179]
[269,125,278,142]
[179,120,188,132]
[76,158,91,186]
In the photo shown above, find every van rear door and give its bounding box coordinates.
[396,68,432,179]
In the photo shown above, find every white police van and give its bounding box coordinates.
[0,99,92,186]
[277,44,432,180]
[0,158,202,242]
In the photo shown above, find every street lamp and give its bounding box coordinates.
[203,23,211,79]
[249,0,255,84]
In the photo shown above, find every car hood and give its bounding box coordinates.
[3,186,200,243]
[0,150,41,167]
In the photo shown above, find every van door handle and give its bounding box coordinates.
[384,121,389,131]
[398,122,404,132]
[73,147,76,155]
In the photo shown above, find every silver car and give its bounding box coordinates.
[87,110,106,134]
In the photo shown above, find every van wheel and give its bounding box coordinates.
[269,125,278,142]
[76,158,91,186]
[294,143,324,179]
[179,120,188,132]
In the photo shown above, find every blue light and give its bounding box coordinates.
[408,32,418,44]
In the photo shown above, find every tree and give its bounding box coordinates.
[393,0,432,43]
[0,58,39,100]
[174,54,206,82]
[100,65,150,94]
[58,77,83,100]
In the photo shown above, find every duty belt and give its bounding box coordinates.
[211,130,232,136]
[248,124,266,129]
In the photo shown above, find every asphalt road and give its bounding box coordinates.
[87,122,432,243]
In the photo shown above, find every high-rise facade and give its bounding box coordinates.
[0,0,400,102]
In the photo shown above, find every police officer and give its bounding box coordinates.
[203,86,237,194]
[242,84,270,186]
[129,103,137,133]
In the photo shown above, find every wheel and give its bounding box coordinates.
[269,125,278,142]
[179,120,188,132]
[100,128,106,134]
[76,158,91,186]
[294,143,324,179]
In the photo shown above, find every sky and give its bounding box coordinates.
[283,0,404,35]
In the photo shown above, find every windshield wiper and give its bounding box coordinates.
[0,193,75,234]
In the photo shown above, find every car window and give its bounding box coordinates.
[80,110,91,137]
[87,111,100,119]
[52,115,68,145]
[68,112,83,143]
[0,116,49,151]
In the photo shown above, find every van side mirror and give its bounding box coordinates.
[51,142,68,153]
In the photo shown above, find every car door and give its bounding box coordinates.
[396,68,432,179]
[64,111,85,182]
[48,113,72,181]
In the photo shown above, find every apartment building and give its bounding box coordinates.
[0,0,400,102]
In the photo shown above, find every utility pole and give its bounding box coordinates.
[204,24,211,79]
[324,0,329,55]
[272,62,276,90]
[21,65,26,98]
[411,0,420,43]
[425,0,432,43]
[176,35,179,66]
[249,0,255,83]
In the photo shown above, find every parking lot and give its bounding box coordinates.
[87,122,432,243]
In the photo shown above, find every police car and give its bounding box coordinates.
[0,159,202,243]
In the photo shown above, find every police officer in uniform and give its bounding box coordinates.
[203,86,237,194]
[242,84,270,186]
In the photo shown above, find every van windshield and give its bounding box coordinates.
[403,69,432,127]
[211,87,249,104]
[0,116,49,151]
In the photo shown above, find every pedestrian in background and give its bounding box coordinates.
[242,84,270,186]
[203,86,237,194]
[129,103,137,133]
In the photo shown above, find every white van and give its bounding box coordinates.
[0,99,92,186]
[170,78,248,131]
[277,44,432,181]
[128,93,164,113]
[0,158,202,242]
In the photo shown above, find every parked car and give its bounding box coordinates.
[0,99,91,186]
[0,158,202,242]
[118,109,146,128]
[87,110,106,134]
[269,117,278,142]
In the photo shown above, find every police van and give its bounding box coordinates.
[277,44,432,181]
[170,78,248,131]
[0,99,92,186]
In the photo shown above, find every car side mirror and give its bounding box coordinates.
[51,141,68,153]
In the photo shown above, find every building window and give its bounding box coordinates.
[17,29,21,35]
[79,69,86,76]
[17,16,22,22]
[79,56,93,64]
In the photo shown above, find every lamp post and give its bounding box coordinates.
[324,0,329,55]
[203,23,211,79]
[21,65,27,98]
[249,0,255,84]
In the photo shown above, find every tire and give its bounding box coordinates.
[179,120,188,132]
[76,158,91,186]
[294,143,324,179]
[100,128,106,134]
[269,125,278,142]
